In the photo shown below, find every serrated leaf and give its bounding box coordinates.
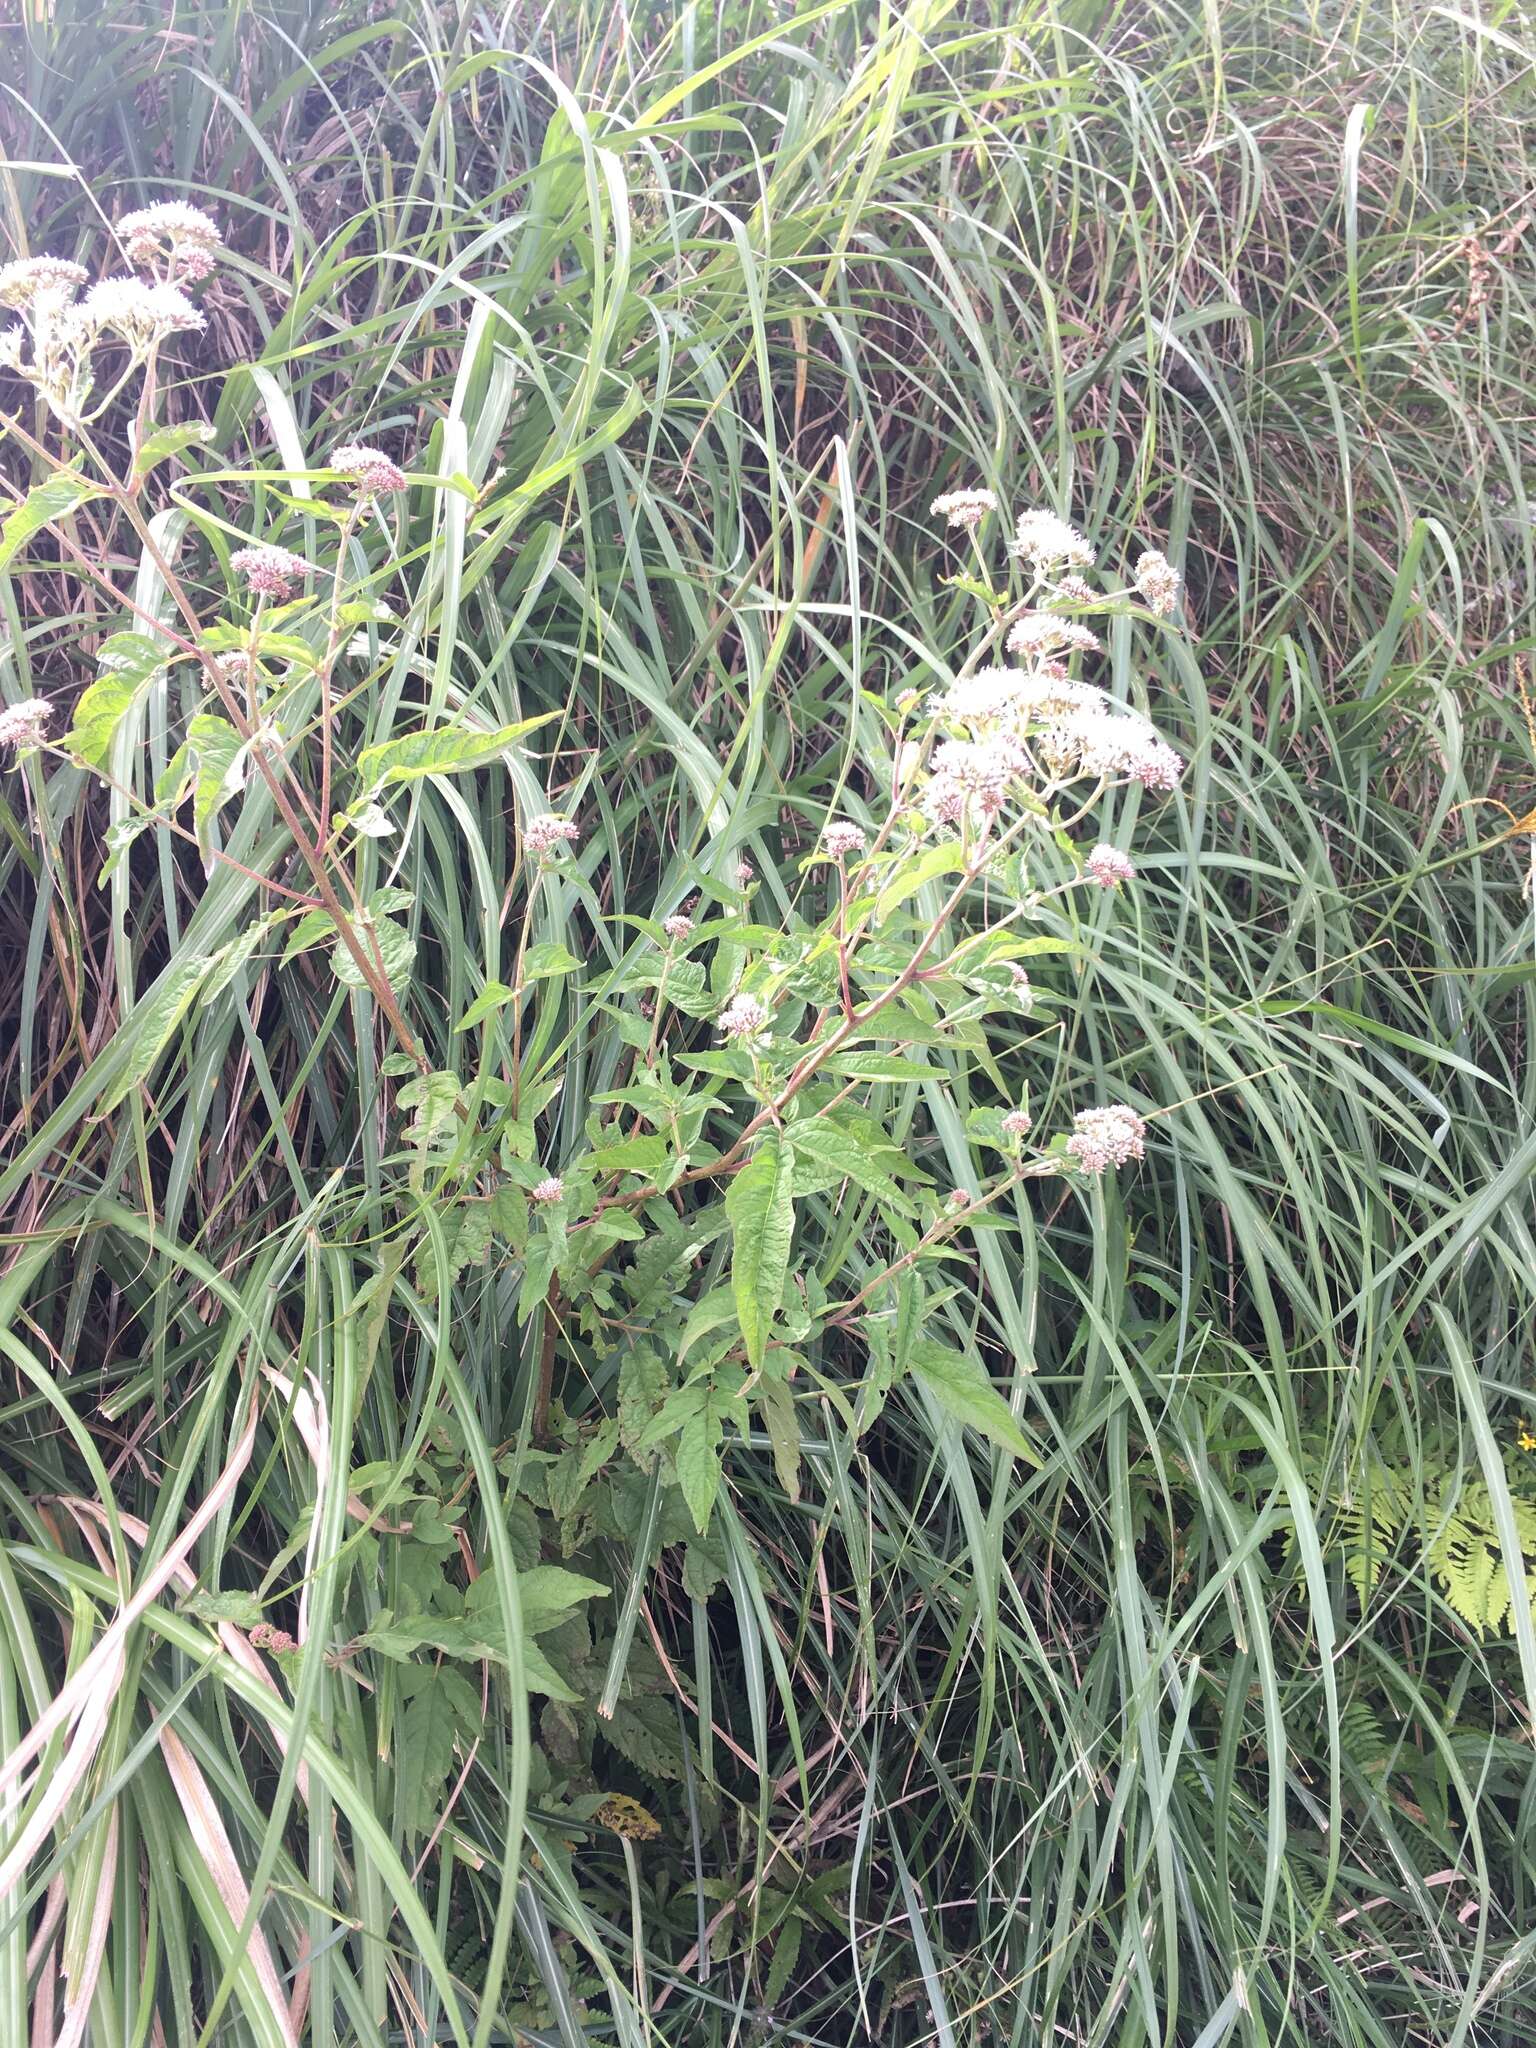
[99,954,212,1113]
[396,1667,480,1835]
[909,1342,1034,1461]
[357,711,558,787]
[331,909,415,993]
[0,470,104,574]
[675,1404,724,1535]
[763,1915,804,2010]
[456,980,515,1031]
[726,1134,795,1370]
[66,634,166,770]
[523,942,582,980]
[515,1565,610,1634]
[132,419,214,478]
[875,842,966,925]
[184,714,247,842]
[787,1116,914,1210]
[755,1375,801,1502]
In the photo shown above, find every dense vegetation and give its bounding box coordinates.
[1,2,1534,2043]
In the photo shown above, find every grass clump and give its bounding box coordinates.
[1,3,1535,2044]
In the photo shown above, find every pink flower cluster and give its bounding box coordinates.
[231,543,311,599]
[524,813,580,854]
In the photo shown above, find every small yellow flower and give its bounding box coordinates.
[1517,1426,1536,1452]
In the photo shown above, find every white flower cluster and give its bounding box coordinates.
[0,203,219,430]
[718,993,772,1041]
[118,202,222,283]
[921,661,1183,833]
[1065,1105,1147,1175]
[930,487,998,531]
[0,697,53,752]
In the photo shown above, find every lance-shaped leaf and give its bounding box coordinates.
[356,710,558,787]
[726,1132,795,1370]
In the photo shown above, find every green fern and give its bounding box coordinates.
[1424,1479,1536,1638]
[1316,1456,1536,1639]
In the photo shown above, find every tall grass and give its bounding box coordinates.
[2,1,1535,2043]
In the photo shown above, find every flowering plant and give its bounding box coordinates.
[1,200,1189,1535]
[0,212,1193,1869]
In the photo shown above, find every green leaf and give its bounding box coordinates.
[201,915,282,1003]
[874,841,966,925]
[185,714,247,842]
[66,635,166,770]
[726,1133,796,1370]
[523,942,582,980]
[677,1286,740,1373]
[517,1235,556,1325]
[909,1342,1034,1461]
[181,1590,263,1629]
[132,420,214,478]
[397,1070,460,1151]
[764,1915,805,2010]
[456,980,515,1032]
[676,1402,724,1534]
[356,711,558,787]
[755,1375,801,1502]
[515,1565,610,1634]
[588,1132,670,1179]
[396,1667,481,1835]
[331,907,415,993]
[788,1115,914,1210]
[99,953,213,1113]
[0,469,104,574]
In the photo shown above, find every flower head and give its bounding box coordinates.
[1010,509,1094,571]
[1054,574,1098,606]
[734,858,756,886]
[922,734,1026,829]
[931,666,1030,729]
[1134,549,1182,617]
[1006,611,1102,660]
[1065,1105,1147,1175]
[661,912,695,941]
[718,992,772,1040]
[524,812,580,855]
[0,697,53,750]
[822,820,866,858]
[74,276,203,346]
[1084,843,1136,889]
[1006,963,1033,1010]
[531,1175,565,1204]
[330,442,408,495]
[1033,703,1183,793]
[230,543,312,600]
[249,1622,297,1654]
[0,257,87,311]
[118,202,222,281]
[1001,1107,1032,1138]
[930,487,998,531]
